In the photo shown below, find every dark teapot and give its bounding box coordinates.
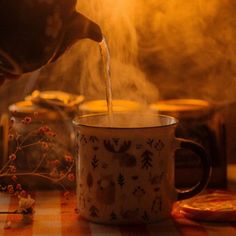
[0,0,102,78]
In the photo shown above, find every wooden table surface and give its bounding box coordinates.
[0,164,236,236]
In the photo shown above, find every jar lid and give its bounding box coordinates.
[79,99,143,113]
[173,190,236,222]
[9,90,85,119]
[150,99,213,119]
[9,100,60,120]
[28,90,84,109]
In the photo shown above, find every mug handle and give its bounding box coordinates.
[175,138,212,201]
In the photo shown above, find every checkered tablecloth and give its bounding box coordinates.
[1,191,236,236]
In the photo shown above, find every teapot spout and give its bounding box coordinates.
[75,13,103,42]
[69,12,103,42]
[53,12,102,61]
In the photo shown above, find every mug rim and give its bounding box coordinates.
[73,112,178,129]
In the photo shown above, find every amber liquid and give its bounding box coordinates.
[99,37,113,114]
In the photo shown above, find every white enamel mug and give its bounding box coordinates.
[73,112,211,224]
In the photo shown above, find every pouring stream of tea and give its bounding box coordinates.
[99,37,113,114]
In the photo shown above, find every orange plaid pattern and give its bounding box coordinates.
[0,192,236,236]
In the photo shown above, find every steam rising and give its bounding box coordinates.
[40,0,236,104]
[136,0,236,102]
[44,0,160,104]
[1,0,236,161]
[74,0,160,104]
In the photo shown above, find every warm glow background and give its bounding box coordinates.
[74,0,236,101]
[2,0,236,103]
[0,0,236,158]
[42,0,236,103]
[79,0,236,102]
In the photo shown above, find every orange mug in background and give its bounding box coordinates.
[73,112,211,225]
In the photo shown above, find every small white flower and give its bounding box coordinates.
[4,221,12,229]
[18,195,35,212]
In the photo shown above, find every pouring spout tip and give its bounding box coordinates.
[90,22,103,42]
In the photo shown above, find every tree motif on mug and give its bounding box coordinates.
[117,173,125,187]
[141,150,153,169]
[91,155,99,169]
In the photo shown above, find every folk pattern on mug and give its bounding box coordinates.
[104,140,137,168]
[78,135,166,222]
[96,175,116,205]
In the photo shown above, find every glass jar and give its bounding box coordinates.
[7,99,76,190]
